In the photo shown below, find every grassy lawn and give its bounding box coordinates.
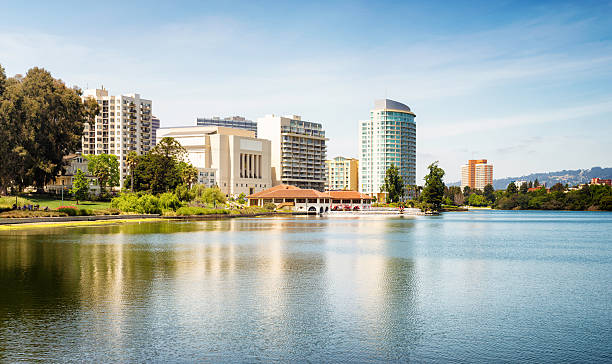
[0,195,111,210]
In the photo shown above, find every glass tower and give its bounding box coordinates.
[359,99,416,198]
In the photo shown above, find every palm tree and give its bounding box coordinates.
[126,151,138,192]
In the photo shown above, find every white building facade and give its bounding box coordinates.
[156,126,272,196]
[81,88,153,187]
[257,114,327,191]
[359,99,416,199]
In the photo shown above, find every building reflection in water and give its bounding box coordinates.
[0,217,423,361]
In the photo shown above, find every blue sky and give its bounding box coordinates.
[1,0,611,182]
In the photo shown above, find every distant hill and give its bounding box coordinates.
[447,167,612,190]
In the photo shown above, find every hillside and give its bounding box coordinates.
[448,167,612,190]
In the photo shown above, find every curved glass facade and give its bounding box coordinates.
[359,99,416,197]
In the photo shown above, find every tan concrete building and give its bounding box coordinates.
[461,159,493,191]
[81,88,153,187]
[326,157,359,191]
[257,114,327,191]
[156,126,272,196]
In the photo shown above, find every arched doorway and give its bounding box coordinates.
[308,206,317,213]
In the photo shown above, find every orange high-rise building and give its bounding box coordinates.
[461,159,493,190]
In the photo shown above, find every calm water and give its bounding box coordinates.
[0,210,611,362]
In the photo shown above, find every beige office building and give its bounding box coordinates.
[326,157,359,191]
[257,114,327,191]
[81,88,153,187]
[156,126,272,196]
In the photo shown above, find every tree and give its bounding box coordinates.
[126,151,138,192]
[483,184,495,203]
[463,185,471,198]
[380,164,404,203]
[85,154,119,195]
[520,182,529,194]
[468,194,488,207]
[506,182,518,194]
[534,178,540,187]
[550,182,565,192]
[421,161,446,210]
[528,181,533,188]
[0,65,99,194]
[152,137,187,161]
[71,169,89,204]
[178,161,198,187]
[132,137,188,194]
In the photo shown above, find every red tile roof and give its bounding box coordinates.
[328,190,373,200]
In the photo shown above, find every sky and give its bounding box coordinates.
[1,0,611,183]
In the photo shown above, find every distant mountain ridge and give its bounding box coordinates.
[447,167,612,190]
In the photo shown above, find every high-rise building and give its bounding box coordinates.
[81,88,153,187]
[461,159,493,190]
[326,157,359,191]
[359,99,416,200]
[156,126,272,196]
[152,116,160,146]
[257,114,327,191]
[197,116,257,136]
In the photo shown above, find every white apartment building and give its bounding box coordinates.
[156,126,272,196]
[359,99,416,200]
[257,114,327,191]
[81,88,153,187]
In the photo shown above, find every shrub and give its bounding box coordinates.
[92,208,121,216]
[175,206,231,216]
[136,194,162,214]
[111,193,140,212]
[0,210,67,218]
[263,202,276,211]
[159,192,182,211]
[175,184,195,202]
[111,193,161,214]
[193,186,227,205]
[57,207,78,216]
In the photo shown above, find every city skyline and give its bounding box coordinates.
[1,1,611,182]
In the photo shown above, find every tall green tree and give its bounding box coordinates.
[520,182,529,194]
[132,137,187,194]
[85,154,120,194]
[483,184,495,203]
[71,169,89,204]
[178,161,198,187]
[506,182,518,194]
[421,161,446,210]
[126,151,138,192]
[381,164,404,203]
[0,65,98,194]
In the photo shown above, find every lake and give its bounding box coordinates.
[1,210,611,362]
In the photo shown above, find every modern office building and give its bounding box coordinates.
[257,114,327,191]
[156,126,272,196]
[461,159,494,190]
[359,99,416,200]
[197,116,257,136]
[152,116,160,146]
[81,88,153,187]
[326,157,359,191]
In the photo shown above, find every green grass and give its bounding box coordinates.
[0,195,111,210]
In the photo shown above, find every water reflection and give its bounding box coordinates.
[0,213,610,362]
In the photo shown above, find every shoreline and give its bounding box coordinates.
[0,211,311,230]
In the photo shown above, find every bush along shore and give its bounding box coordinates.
[109,185,278,217]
